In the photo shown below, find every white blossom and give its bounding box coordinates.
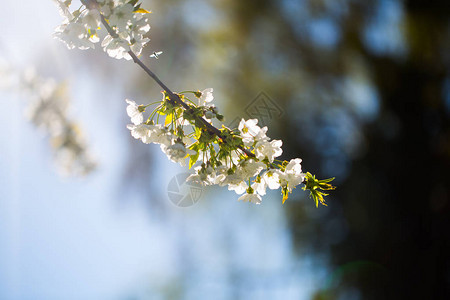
[102,35,131,60]
[109,3,134,32]
[278,159,305,191]
[197,88,214,106]
[285,158,303,175]
[252,180,267,196]
[219,170,245,186]
[53,0,152,60]
[53,0,73,22]
[238,118,260,137]
[228,181,248,195]
[126,123,164,144]
[255,139,283,163]
[147,126,174,147]
[81,9,101,31]
[238,159,265,178]
[238,118,268,146]
[262,169,281,190]
[187,164,225,186]
[129,32,150,55]
[54,21,96,50]
[164,141,196,166]
[125,99,143,125]
[250,126,269,146]
[238,192,262,205]
[126,123,170,145]
[186,173,205,185]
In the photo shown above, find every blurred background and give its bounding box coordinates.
[1,0,449,299]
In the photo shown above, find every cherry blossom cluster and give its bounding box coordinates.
[0,60,96,175]
[22,69,97,175]
[52,0,335,205]
[125,90,334,205]
[54,0,151,60]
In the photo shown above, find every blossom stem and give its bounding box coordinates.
[183,97,197,105]
[179,91,197,94]
[148,104,162,123]
[145,101,162,107]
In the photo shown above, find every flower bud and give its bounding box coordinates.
[194,90,202,98]
[204,110,214,119]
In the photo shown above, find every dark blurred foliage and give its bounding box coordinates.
[117,0,450,298]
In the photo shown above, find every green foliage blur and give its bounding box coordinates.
[118,0,450,298]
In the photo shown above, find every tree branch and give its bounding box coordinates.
[83,0,255,158]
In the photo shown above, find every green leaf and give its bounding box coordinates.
[164,113,173,126]
[135,8,151,13]
[302,172,335,207]
[189,151,199,169]
[188,143,200,169]
[320,177,335,183]
[282,188,289,204]
[194,126,202,139]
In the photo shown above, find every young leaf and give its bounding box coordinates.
[194,126,202,139]
[282,187,289,204]
[164,113,173,126]
[135,8,151,13]
[189,152,199,169]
